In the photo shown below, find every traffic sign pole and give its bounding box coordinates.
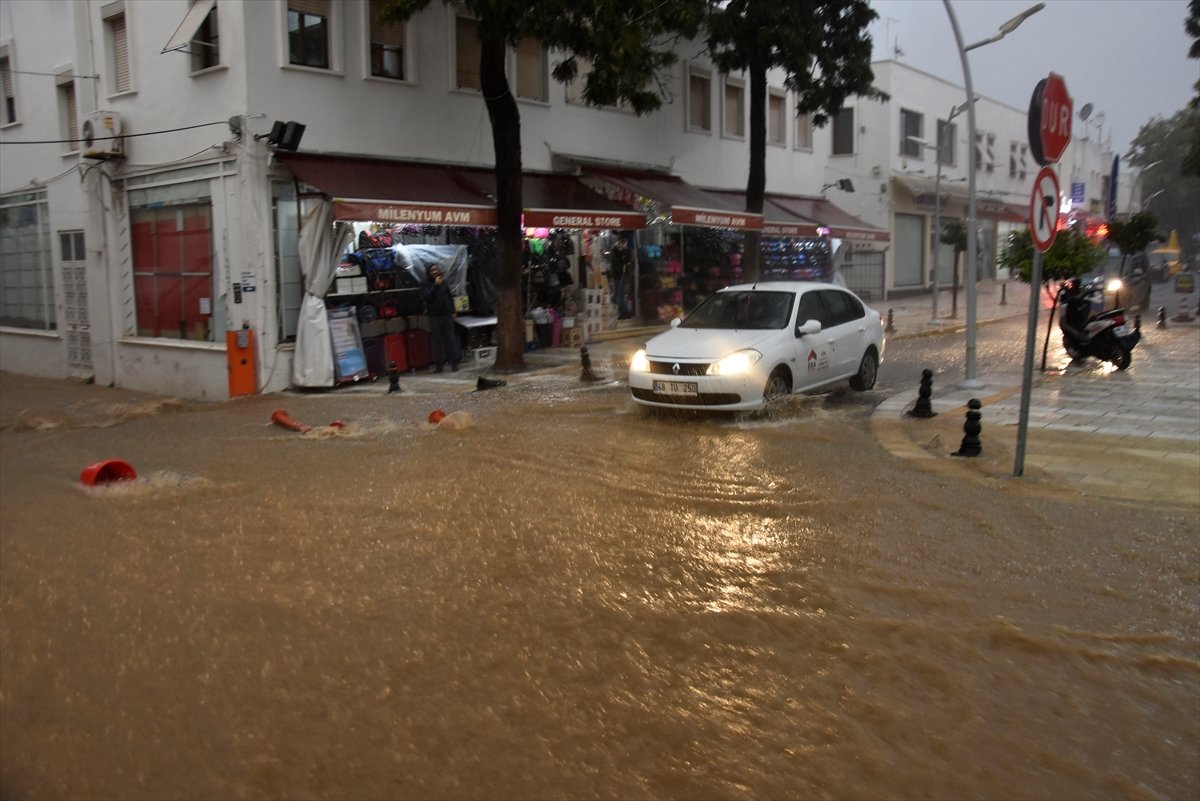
[1014,247,1044,477]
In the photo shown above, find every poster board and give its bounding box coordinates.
[328,307,369,383]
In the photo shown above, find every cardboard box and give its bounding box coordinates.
[468,346,497,368]
[385,318,406,333]
[360,320,387,338]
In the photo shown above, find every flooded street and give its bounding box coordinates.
[1,369,1197,800]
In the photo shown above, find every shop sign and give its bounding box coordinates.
[832,227,889,243]
[333,199,497,227]
[764,222,822,237]
[671,206,763,230]
[521,209,647,230]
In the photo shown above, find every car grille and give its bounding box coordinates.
[646,360,710,376]
[630,388,742,405]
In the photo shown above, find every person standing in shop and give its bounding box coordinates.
[608,235,633,320]
[424,264,460,373]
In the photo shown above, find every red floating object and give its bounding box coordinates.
[428,409,446,424]
[80,459,137,486]
[271,409,312,433]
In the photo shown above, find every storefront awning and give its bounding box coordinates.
[582,170,763,231]
[895,175,1026,222]
[708,190,888,243]
[276,152,499,226]
[277,152,643,229]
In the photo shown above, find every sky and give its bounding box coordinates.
[867,0,1198,159]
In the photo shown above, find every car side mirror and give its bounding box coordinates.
[796,319,821,336]
[670,317,681,328]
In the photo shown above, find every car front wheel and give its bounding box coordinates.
[848,349,878,391]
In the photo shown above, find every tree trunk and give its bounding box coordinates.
[743,54,767,283]
[480,34,525,371]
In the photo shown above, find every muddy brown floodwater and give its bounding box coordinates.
[1,370,1197,801]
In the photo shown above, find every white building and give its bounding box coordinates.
[0,0,1121,400]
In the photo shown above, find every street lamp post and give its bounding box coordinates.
[943,0,1044,389]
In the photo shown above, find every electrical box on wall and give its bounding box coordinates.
[80,111,125,160]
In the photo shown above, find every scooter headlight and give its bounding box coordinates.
[1106,278,1123,294]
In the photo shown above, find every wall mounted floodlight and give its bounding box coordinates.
[820,179,855,192]
[254,120,306,151]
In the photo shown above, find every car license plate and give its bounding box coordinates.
[1114,323,1133,337]
[653,380,698,396]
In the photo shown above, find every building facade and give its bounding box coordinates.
[0,0,1126,400]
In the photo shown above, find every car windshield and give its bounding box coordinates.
[681,290,795,330]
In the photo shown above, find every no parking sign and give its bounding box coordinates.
[1029,166,1060,253]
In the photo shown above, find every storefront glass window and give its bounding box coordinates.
[0,189,54,331]
[130,195,216,342]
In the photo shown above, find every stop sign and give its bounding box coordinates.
[1028,72,1072,165]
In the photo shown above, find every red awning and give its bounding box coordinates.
[276,152,641,229]
[583,170,762,231]
[765,194,890,243]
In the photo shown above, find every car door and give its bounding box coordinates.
[819,289,868,378]
[792,290,834,390]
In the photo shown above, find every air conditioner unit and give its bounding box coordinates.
[80,110,125,160]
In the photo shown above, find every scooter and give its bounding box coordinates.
[1057,278,1141,370]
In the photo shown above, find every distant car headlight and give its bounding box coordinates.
[1106,278,1123,293]
[707,349,762,376]
[630,349,650,373]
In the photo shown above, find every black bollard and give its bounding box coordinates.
[387,361,402,394]
[952,398,983,457]
[1000,282,1008,306]
[1156,306,1168,330]
[580,346,600,382]
[1134,313,1141,332]
[886,308,896,332]
[906,369,937,418]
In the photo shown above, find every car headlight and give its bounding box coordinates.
[629,349,650,373]
[1106,278,1123,293]
[707,349,762,376]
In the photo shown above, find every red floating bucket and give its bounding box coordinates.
[428,409,446,424]
[80,459,137,486]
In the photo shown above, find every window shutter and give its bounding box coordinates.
[1,58,12,99]
[289,0,328,16]
[66,84,78,147]
[369,0,404,47]
[113,15,131,92]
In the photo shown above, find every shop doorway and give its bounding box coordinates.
[842,248,886,301]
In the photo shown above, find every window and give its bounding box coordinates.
[832,107,854,155]
[0,49,15,124]
[820,288,864,326]
[900,108,922,157]
[455,14,480,91]
[936,119,956,166]
[768,90,786,146]
[514,37,547,101]
[101,2,131,93]
[130,186,216,342]
[56,72,78,152]
[794,111,813,150]
[1018,143,1028,181]
[1009,141,1018,178]
[976,131,997,172]
[0,190,55,331]
[369,0,404,80]
[288,0,330,69]
[722,77,744,138]
[687,67,711,132]
[192,1,220,71]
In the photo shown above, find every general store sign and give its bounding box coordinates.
[334,198,498,226]
[670,206,763,230]
[764,222,822,237]
[522,209,647,230]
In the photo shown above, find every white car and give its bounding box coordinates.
[628,281,885,412]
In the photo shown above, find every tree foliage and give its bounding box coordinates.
[998,227,1107,294]
[1107,211,1161,257]
[380,0,704,370]
[704,0,885,280]
[1126,108,1200,260]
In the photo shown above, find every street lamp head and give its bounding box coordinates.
[999,2,1045,35]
